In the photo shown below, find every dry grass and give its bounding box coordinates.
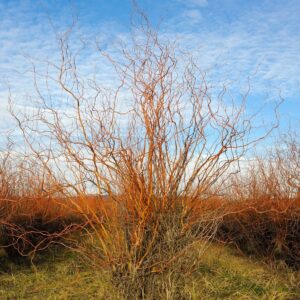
[0,242,299,299]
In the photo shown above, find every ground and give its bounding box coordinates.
[0,244,299,299]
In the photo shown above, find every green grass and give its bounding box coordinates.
[188,244,300,299]
[0,249,116,300]
[0,244,299,299]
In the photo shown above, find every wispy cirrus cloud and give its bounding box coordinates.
[179,0,208,7]
[168,0,300,105]
[182,9,203,24]
[176,0,208,24]
[0,0,299,144]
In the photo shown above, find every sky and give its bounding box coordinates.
[0,0,299,148]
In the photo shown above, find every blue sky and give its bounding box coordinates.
[0,0,299,145]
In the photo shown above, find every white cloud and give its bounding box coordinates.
[179,0,208,7]
[182,9,202,23]
[0,0,299,151]
[167,1,300,101]
[188,0,208,7]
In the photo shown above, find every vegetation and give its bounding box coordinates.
[0,11,299,300]
[0,243,299,299]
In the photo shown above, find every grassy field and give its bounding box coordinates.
[0,244,299,300]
